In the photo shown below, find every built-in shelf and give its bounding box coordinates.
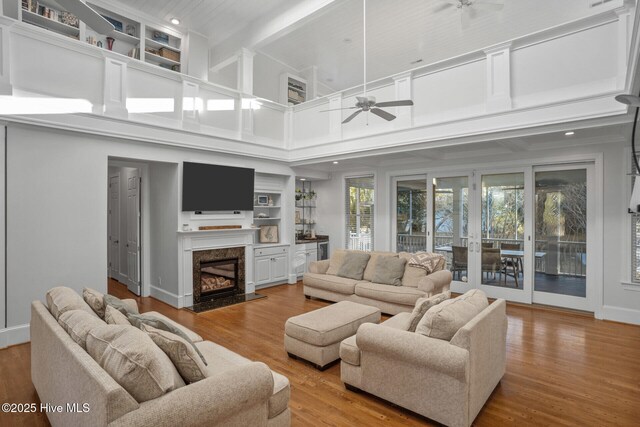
[254,217,281,221]
[110,30,140,44]
[144,51,180,67]
[22,9,80,38]
[145,37,180,52]
[280,73,307,105]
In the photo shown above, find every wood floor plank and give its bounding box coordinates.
[0,279,638,426]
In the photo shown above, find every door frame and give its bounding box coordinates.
[391,174,427,252]
[108,172,120,279]
[530,163,596,312]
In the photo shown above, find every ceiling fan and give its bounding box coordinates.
[434,0,504,29]
[320,0,414,124]
[50,0,115,34]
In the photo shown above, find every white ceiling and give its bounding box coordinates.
[113,0,622,92]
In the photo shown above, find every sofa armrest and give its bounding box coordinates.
[309,259,330,274]
[122,298,139,313]
[109,362,274,427]
[356,323,468,381]
[417,270,452,296]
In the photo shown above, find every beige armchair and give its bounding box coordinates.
[340,299,507,427]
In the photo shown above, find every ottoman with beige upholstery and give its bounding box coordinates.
[285,301,381,370]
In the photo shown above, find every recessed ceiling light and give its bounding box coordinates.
[326,78,333,83]
[343,38,352,43]
[170,18,180,25]
[332,161,339,164]
[300,178,306,181]
[565,131,575,136]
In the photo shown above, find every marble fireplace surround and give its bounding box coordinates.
[177,228,256,308]
[192,246,245,304]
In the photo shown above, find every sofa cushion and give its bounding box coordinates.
[340,335,360,366]
[407,293,449,333]
[83,288,106,318]
[46,286,98,320]
[141,324,207,384]
[304,273,358,294]
[57,309,106,349]
[416,289,488,340]
[326,249,348,276]
[127,313,207,365]
[104,294,139,316]
[354,282,425,306]
[195,340,290,418]
[337,252,371,280]
[371,256,407,286]
[105,305,131,325]
[86,325,185,403]
[139,311,203,343]
[362,251,398,282]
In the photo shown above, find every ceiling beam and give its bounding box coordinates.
[210,0,340,65]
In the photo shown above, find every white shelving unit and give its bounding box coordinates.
[20,1,80,39]
[253,190,289,288]
[143,24,181,72]
[279,73,307,106]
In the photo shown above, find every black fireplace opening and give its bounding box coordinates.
[199,258,239,301]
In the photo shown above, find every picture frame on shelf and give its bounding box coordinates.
[257,195,268,206]
[259,225,279,243]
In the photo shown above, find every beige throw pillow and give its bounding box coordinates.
[86,325,184,402]
[104,294,140,316]
[141,324,207,384]
[46,286,98,320]
[362,252,398,282]
[416,289,488,340]
[83,288,105,318]
[326,249,348,276]
[57,309,106,349]
[371,256,407,286]
[336,252,371,280]
[407,293,449,333]
[105,305,131,325]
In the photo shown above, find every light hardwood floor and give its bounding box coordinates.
[1,280,639,426]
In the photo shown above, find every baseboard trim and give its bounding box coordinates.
[601,305,640,325]
[149,285,182,308]
[0,323,30,348]
[288,274,297,284]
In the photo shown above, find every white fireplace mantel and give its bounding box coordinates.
[177,228,257,307]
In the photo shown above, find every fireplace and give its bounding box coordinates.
[192,247,245,304]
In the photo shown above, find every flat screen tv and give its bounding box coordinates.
[182,162,255,212]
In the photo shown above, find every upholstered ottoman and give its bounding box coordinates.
[285,301,381,370]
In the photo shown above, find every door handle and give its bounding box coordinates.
[114,240,119,244]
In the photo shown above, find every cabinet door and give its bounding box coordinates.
[295,250,306,276]
[271,254,288,281]
[305,250,318,273]
[254,257,272,285]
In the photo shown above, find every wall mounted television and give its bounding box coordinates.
[182,162,255,212]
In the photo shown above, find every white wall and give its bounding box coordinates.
[184,31,209,81]
[313,141,640,323]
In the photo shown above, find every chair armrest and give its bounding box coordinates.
[309,259,330,274]
[418,270,452,295]
[109,362,274,427]
[356,323,468,381]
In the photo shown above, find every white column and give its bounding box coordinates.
[393,72,413,129]
[181,80,200,131]
[284,108,294,149]
[103,57,128,118]
[615,6,631,90]
[237,48,255,95]
[328,93,343,140]
[307,65,318,100]
[0,22,12,95]
[484,43,512,113]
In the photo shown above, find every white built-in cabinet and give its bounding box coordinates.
[296,242,317,277]
[254,245,289,288]
[279,73,307,106]
[18,0,182,73]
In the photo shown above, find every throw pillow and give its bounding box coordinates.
[127,313,207,366]
[371,256,407,286]
[57,309,106,349]
[86,325,184,402]
[326,249,348,276]
[362,252,398,282]
[46,286,99,320]
[104,294,140,316]
[83,288,105,318]
[141,324,207,384]
[336,252,371,280]
[407,293,449,333]
[105,305,131,325]
[416,289,488,340]
[407,252,446,274]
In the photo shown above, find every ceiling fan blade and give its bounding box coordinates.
[319,107,358,112]
[370,108,396,121]
[342,110,363,124]
[374,100,414,108]
[474,3,503,11]
[52,0,115,34]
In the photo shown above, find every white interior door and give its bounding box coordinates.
[126,170,141,295]
[108,174,120,278]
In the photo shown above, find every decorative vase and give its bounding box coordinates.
[106,37,115,51]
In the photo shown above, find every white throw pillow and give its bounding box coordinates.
[416,289,488,340]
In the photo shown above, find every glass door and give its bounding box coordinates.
[393,176,427,252]
[532,164,593,311]
[475,170,533,303]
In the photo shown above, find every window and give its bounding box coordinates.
[346,176,374,250]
